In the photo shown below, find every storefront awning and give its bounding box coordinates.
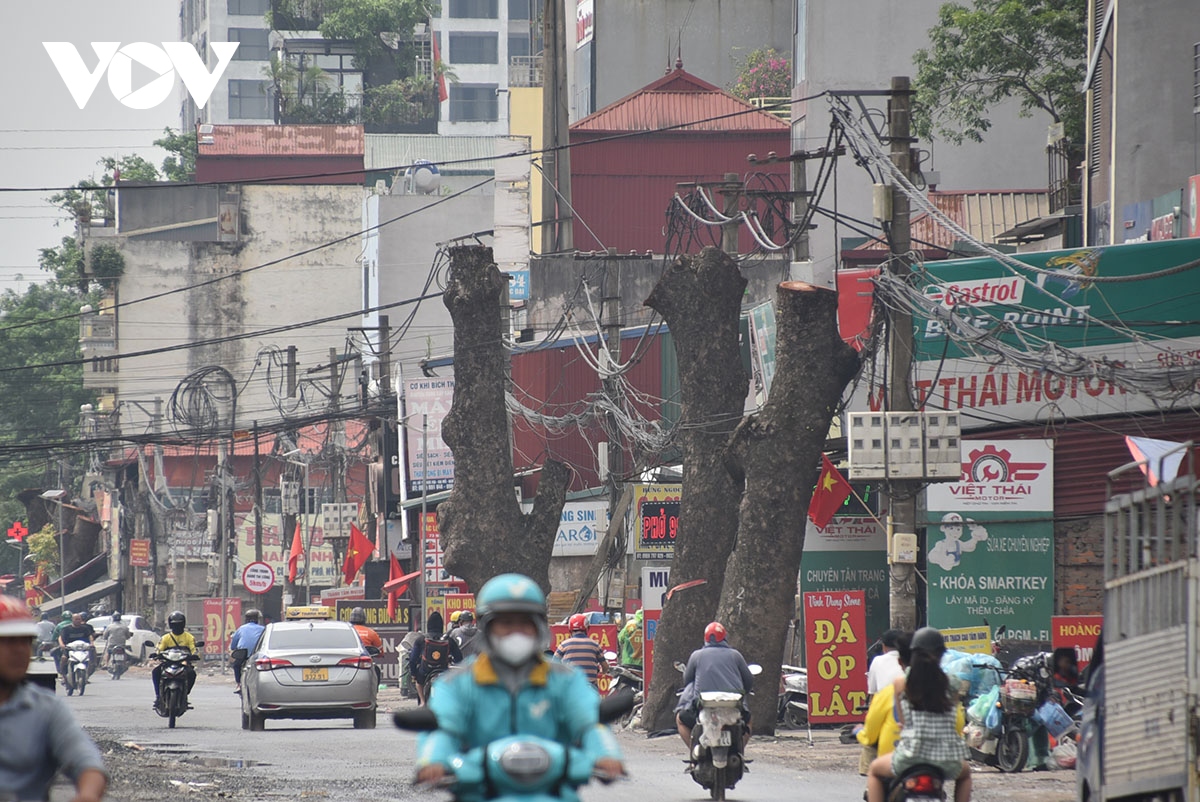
[37,579,119,616]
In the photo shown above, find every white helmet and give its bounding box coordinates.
[0,596,40,637]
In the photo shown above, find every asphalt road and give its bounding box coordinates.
[56,663,862,801]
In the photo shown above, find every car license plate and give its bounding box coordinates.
[717,730,732,746]
[302,667,328,682]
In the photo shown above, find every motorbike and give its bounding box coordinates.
[107,645,133,680]
[62,639,92,697]
[777,664,808,730]
[886,764,949,802]
[152,642,202,728]
[393,690,634,802]
[963,668,1036,773]
[680,662,762,801]
[603,651,643,730]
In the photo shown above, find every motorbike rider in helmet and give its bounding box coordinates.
[675,621,755,750]
[415,573,626,800]
[152,611,198,711]
[553,613,608,687]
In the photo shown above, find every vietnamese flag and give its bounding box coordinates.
[341,523,374,585]
[287,521,303,583]
[430,29,449,103]
[807,453,853,528]
[387,552,403,620]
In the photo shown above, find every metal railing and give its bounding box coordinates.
[749,96,791,123]
[1105,440,1198,582]
[509,55,543,87]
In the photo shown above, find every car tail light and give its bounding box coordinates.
[255,657,294,671]
[904,774,943,794]
[338,655,374,670]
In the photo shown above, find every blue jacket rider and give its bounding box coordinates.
[416,573,625,801]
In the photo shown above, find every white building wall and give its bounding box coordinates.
[114,185,363,434]
[795,0,1049,271]
[436,6,512,137]
[182,0,274,128]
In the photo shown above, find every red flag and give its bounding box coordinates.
[387,552,402,620]
[341,523,374,585]
[808,454,853,529]
[287,521,303,583]
[430,30,448,103]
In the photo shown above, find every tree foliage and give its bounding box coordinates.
[25,525,60,574]
[913,0,1087,145]
[728,48,792,101]
[318,0,429,64]
[155,128,198,182]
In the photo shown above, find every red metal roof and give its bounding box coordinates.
[197,125,364,157]
[572,68,789,134]
[848,190,1050,253]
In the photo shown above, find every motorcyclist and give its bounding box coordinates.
[415,573,625,801]
[102,612,132,669]
[554,613,608,687]
[350,607,383,652]
[450,610,483,657]
[617,609,644,671]
[410,620,463,705]
[35,612,56,658]
[857,631,911,774]
[229,609,264,693]
[57,612,97,685]
[675,621,755,749]
[152,611,198,711]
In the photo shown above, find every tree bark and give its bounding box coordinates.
[641,247,749,732]
[717,281,860,735]
[437,246,569,593]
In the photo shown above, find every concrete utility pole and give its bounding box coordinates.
[540,0,572,253]
[719,173,742,256]
[602,252,622,611]
[885,76,918,631]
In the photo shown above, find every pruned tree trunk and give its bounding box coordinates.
[641,247,749,731]
[717,282,860,735]
[437,246,569,593]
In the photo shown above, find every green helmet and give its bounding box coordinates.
[476,573,549,646]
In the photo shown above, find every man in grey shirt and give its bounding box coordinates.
[0,596,107,802]
[675,621,755,749]
[102,613,132,668]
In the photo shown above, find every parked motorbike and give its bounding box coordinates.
[152,642,202,728]
[963,669,1035,773]
[62,639,92,697]
[393,690,634,802]
[603,651,643,730]
[777,664,808,730]
[107,645,132,680]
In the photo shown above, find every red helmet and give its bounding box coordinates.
[704,621,727,644]
[0,596,39,637]
[568,614,588,633]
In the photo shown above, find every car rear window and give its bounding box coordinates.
[268,627,360,650]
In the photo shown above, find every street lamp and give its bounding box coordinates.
[40,489,67,609]
[283,449,311,603]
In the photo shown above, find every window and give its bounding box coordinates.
[449,0,498,19]
[449,33,498,64]
[228,28,270,61]
[508,0,529,19]
[449,84,498,121]
[229,79,272,119]
[228,0,269,14]
[508,34,530,58]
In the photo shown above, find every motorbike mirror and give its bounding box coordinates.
[603,650,618,662]
[194,641,206,648]
[394,708,439,732]
[599,689,635,724]
[748,664,763,675]
[673,661,687,673]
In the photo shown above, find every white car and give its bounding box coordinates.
[90,614,161,662]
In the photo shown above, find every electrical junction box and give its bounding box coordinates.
[890,531,918,564]
[848,411,961,481]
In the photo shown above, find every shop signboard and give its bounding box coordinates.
[800,517,888,643]
[404,376,455,495]
[634,484,680,560]
[802,590,868,723]
[203,597,241,656]
[926,440,1054,640]
[1051,615,1103,672]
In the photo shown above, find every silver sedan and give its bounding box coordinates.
[241,620,378,730]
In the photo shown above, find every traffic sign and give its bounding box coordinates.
[242,561,276,595]
[7,522,27,542]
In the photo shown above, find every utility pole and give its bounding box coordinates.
[540,0,572,253]
[885,76,918,631]
[217,440,230,671]
[602,250,622,612]
[719,173,741,256]
[253,422,263,563]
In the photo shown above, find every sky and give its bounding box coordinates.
[0,3,180,293]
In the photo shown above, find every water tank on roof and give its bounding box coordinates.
[403,159,441,194]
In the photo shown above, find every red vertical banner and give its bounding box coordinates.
[803,590,869,724]
[1051,615,1104,672]
[642,609,661,693]
[203,598,242,656]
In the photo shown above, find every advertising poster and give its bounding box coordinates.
[405,376,456,495]
[800,517,888,642]
[803,590,869,723]
[423,511,452,584]
[548,623,617,692]
[634,484,681,560]
[643,609,661,691]
[128,539,151,567]
[551,500,610,557]
[336,600,412,687]
[926,440,1055,640]
[1051,615,1103,672]
[235,512,337,588]
[444,593,475,619]
[202,597,241,657]
[941,625,993,655]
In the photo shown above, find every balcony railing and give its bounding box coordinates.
[269,0,329,31]
[749,96,791,123]
[509,56,543,87]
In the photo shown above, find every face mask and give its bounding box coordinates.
[490,632,538,665]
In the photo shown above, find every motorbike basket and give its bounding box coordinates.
[1000,679,1038,715]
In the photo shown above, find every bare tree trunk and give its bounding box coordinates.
[717,282,860,735]
[641,247,749,731]
[437,246,570,593]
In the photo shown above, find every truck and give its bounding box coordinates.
[1096,441,1198,802]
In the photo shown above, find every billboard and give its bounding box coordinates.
[634,484,680,560]
[925,440,1054,640]
[901,239,1200,428]
[404,376,455,495]
[803,590,869,723]
[800,517,888,643]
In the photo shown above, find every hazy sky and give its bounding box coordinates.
[0,3,179,293]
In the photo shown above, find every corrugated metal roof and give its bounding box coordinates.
[855,190,1050,251]
[572,68,789,133]
[197,125,364,157]
[364,134,497,174]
